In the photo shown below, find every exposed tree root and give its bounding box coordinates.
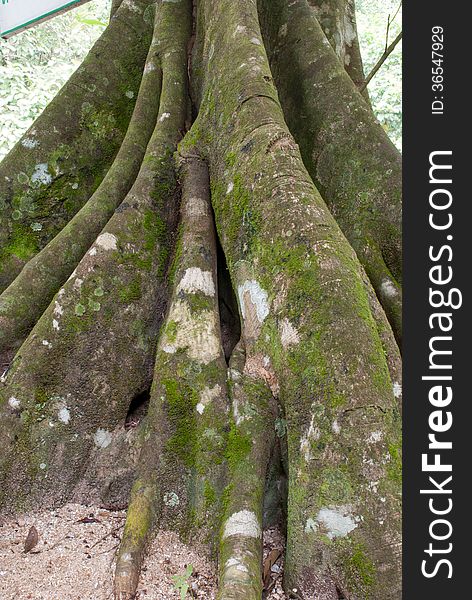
[0,1,402,598]
[0,0,155,291]
[0,0,191,512]
[259,0,402,345]
[217,342,276,600]
[0,21,163,361]
[115,153,228,599]
[185,0,402,596]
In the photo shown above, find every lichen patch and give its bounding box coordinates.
[279,318,300,349]
[96,232,118,251]
[93,428,112,449]
[367,430,383,444]
[58,407,71,425]
[393,381,402,398]
[8,397,20,409]
[310,505,359,540]
[163,492,180,507]
[186,196,208,216]
[381,278,398,298]
[238,280,269,338]
[31,163,52,185]
[21,138,39,149]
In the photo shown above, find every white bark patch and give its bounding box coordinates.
[122,0,143,13]
[162,300,220,364]
[125,90,134,99]
[250,37,261,45]
[300,415,319,461]
[8,397,20,409]
[96,232,118,251]
[231,396,242,424]
[226,181,234,194]
[144,62,157,73]
[42,339,52,349]
[279,318,300,349]
[305,518,317,533]
[224,557,249,576]
[381,279,398,298]
[31,163,52,185]
[342,12,357,46]
[58,407,71,425]
[54,301,63,317]
[229,367,241,382]
[177,268,215,297]
[93,428,112,449]
[52,319,60,331]
[278,23,288,37]
[332,420,341,435]
[159,112,171,122]
[162,344,177,354]
[223,510,261,539]
[88,247,97,256]
[186,197,208,216]
[196,384,221,415]
[312,505,359,540]
[234,25,247,36]
[238,280,269,324]
[393,381,402,398]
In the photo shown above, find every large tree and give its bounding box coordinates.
[0,1,402,599]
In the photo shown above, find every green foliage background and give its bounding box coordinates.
[0,0,111,159]
[0,0,401,160]
[357,0,402,150]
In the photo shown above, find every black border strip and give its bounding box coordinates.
[403,1,468,596]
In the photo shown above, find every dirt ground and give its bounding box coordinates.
[0,504,287,599]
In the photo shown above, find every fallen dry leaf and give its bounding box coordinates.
[24,525,39,553]
[263,548,281,588]
[77,517,101,524]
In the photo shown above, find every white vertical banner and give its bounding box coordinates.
[0,0,91,38]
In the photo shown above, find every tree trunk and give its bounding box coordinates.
[0,1,402,599]
[259,0,402,344]
[0,0,155,292]
[308,0,371,102]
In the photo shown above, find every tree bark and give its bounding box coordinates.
[308,0,371,102]
[0,1,402,598]
[0,25,163,363]
[259,0,402,345]
[0,0,154,292]
[0,0,189,511]
[185,0,401,597]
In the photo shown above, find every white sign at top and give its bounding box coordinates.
[0,0,92,38]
